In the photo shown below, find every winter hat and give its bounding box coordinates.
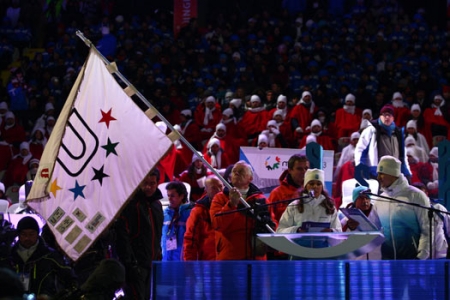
[17,216,39,233]
[181,109,192,117]
[273,109,284,118]
[225,91,234,99]
[277,95,287,103]
[267,120,278,128]
[28,158,40,168]
[0,102,7,111]
[5,111,14,120]
[406,120,417,129]
[406,147,419,161]
[392,92,403,100]
[230,98,242,108]
[0,182,4,193]
[429,147,439,158]
[311,119,322,128]
[405,136,416,146]
[410,104,421,112]
[306,135,317,144]
[350,132,360,140]
[352,186,371,203]
[44,102,54,112]
[205,96,215,103]
[216,123,226,132]
[362,109,372,118]
[304,168,324,187]
[155,121,167,134]
[302,91,312,100]
[377,155,401,177]
[173,124,181,132]
[345,93,355,103]
[207,138,221,150]
[250,95,261,103]
[380,104,394,116]
[222,108,234,117]
[434,94,444,101]
[20,141,30,151]
[257,134,268,145]
[192,151,202,163]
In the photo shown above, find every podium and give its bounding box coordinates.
[257,231,385,259]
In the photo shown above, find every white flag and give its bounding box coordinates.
[27,49,173,261]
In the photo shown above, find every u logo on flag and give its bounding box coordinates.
[57,109,99,177]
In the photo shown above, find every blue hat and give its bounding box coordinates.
[352,186,370,203]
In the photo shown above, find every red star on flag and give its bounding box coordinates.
[99,108,117,128]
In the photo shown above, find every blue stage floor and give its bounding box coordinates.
[153,260,449,299]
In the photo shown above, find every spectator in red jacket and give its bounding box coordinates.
[299,119,335,150]
[334,93,362,139]
[0,111,26,150]
[194,95,222,141]
[179,152,211,201]
[210,160,271,260]
[183,175,224,260]
[3,141,34,189]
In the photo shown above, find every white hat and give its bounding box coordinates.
[45,102,54,112]
[173,124,181,131]
[222,108,234,117]
[377,155,401,177]
[216,123,226,132]
[267,120,278,128]
[207,138,221,150]
[430,147,439,158]
[302,91,312,100]
[273,109,284,118]
[192,151,202,163]
[406,147,419,161]
[0,101,8,110]
[225,91,234,99]
[306,135,317,144]
[434,94,444,101]
[392,92,403,100]
[345,93,355,103]
[20,141,30,151]
[230,98,242,108]
[304,168,324,187]
[311,119,322,128]
[350,132,360,140]
[181,109,192,117]
[405,136,416,146]
[257,134,268,145]
[5,111,14,120]
[406,120,417,129]
[29,158,40,168]
[205,96,216,103]
[410,104,421,112]
[0,182,4,193]
[232,52,241,59]
[362,108,372,118]
[250,95,261,103]
[277,94,287,103]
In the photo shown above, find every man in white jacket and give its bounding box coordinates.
[373,155,430,259]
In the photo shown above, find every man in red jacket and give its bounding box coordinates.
[210,161,272,260]
[183,175,224,260]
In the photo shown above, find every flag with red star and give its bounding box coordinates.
[27,49,173,261]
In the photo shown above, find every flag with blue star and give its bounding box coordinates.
[26,48,174,261]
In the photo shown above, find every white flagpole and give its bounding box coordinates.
[76,31,274,233]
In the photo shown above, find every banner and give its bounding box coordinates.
[173,0,197,38]
[239,146,334,194]
[27,49,173,261]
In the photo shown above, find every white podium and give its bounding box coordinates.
[257,231,385,259]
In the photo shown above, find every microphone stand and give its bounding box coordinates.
[365,191,450,260]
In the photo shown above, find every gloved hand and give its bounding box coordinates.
[295,127,303,133]
[200,128,213,133]
[427,180,439,190]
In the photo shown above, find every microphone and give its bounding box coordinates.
[309,190,315,198]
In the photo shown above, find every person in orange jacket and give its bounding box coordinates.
[210,161,272,260]
[183,175,224,260]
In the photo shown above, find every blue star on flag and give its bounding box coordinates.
[69,180,86,200]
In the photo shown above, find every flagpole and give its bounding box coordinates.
[75,31,274,233]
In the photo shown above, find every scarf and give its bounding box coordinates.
[210,150,222,168]
[310,131,322,137]
[378,118,395,136]
[431,99,446,116]
[180,119,193,135]
[203,107,215,125]
[392,100,404,108]
[17,240,39,262]
[343,105,355,114]
[221,118,235,125]
[298,100,316,114]
[247,106,265,113]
